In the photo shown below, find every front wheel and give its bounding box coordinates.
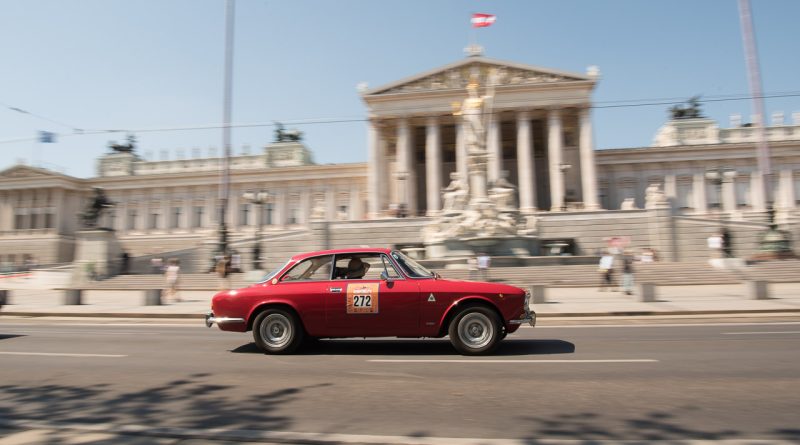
[252,309,304,354]
[448,306,502,355]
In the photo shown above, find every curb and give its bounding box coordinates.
[2,309,800,320]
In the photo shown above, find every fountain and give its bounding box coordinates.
[424,73,538,259]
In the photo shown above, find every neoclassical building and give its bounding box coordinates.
[1,50,799,267]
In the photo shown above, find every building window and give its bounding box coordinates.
[239,203,250,226]
[171,207,181,229]
[192,206,204,228]
[264,203,273,225]
[127,210,137,230]
[107,210,115,230]
[149,212,160,230]
[29,212,39,229]
[14,213,25,230]
[288,208,299,225]
[45,212,55,229]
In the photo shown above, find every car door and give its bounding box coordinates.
[325,253,420,337]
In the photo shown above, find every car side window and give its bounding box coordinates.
[332,253,401,280]
[281,255,333,281]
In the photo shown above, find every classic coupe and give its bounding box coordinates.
[206,248,535,355]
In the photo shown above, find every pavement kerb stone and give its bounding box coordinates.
[3,309,800,319]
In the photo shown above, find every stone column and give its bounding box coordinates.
[579,107,600,209]
[722,179,737,213]
[326,186,337,221]
[349,184,361,220]
[693,172,708,213]
[456,123,468,182]
[276,189,287,227]
[779,169,796,209]
[182,189,192,230]
[53,188,65,234]
[425,116,442,215]
[367,119,382,218]
[162,189,171,230]
[300,188,311,225]
[548,108,565,211]
[516,111,535,213]
[664,174,677,210]
[487,114,501,184]
[751,172,766,212]
[396,118,416,215]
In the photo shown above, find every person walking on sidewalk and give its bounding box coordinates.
[216,254,232,290]
[621,251,635,295]
[476,253,491,282]
[598,251,615,292]
[164,258,181,302]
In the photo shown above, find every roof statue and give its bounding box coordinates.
[273,122,303,143]
[108,134,137,154]
[669,96,704,120]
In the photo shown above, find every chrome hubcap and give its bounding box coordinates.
[260,314,292,348]
[458,313,493,349]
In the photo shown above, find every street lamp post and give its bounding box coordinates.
[242,191,270,270]
[559,163,572,211]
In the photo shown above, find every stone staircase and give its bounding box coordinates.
[78,259,800,291]
[431,259,800,288]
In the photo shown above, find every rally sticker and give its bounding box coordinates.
[346,283,379,314]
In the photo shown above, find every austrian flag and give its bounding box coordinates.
[471,13,496,28]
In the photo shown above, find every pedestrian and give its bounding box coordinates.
[164,258,181,302]
[721,228,733,258]
[467,256,478,281]
[707,232,723,259]
[216,254,231,290]
[598,251,615,291]
[476,252,491,282]
[621,251,634,295]
[231,251,241,273]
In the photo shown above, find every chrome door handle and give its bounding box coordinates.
[329,287,342,293]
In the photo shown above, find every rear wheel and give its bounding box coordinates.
[448,305,502,355]
[252,309,304,354]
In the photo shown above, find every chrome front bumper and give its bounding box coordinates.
[205,311,246,328]
[509,290,537,327]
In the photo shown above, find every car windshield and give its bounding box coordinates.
[391,250,434,278]
[258,261,289,283]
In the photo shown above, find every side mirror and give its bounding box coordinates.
[380,271,393,283]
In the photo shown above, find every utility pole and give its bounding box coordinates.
[217,0,235,260]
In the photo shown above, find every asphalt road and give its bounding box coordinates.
[0,316,799,444]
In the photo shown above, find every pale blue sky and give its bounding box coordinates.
[2,0,798,178]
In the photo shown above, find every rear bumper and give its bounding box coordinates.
[205,311,246,328]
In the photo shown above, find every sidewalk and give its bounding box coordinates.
[2,283,799,318]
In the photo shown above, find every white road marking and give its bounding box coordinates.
[723,331,800,335]
[368,359,658,364]
[5,329,161,335]
[0,352,126,358]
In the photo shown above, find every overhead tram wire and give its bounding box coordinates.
[1,90,800,145]
[0,101,84,134]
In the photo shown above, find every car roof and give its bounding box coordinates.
[290,247,393,261]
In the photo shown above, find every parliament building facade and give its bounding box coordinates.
[2,53,799,268]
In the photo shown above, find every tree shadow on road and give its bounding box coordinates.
[0,373,314,444]
[517,410,800,443]
[231,339,575,356]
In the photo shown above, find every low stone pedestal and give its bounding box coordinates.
[530,285,547,304]
[0,289,8,306]
[639,283,656,302]
[144,289,162,306]
[746,280,769,300]
[72,229,123,284]
[64,289,82,305]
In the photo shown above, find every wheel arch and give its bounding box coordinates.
[437,297,504,337]
[247,301,305,332]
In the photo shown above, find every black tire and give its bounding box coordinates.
[448,305,502,355]
[252,309,304,354]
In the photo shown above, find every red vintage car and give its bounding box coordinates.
[205,248,535,355]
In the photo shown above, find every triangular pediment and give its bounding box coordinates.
[363,56,592,97]
[0,164,70,180]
